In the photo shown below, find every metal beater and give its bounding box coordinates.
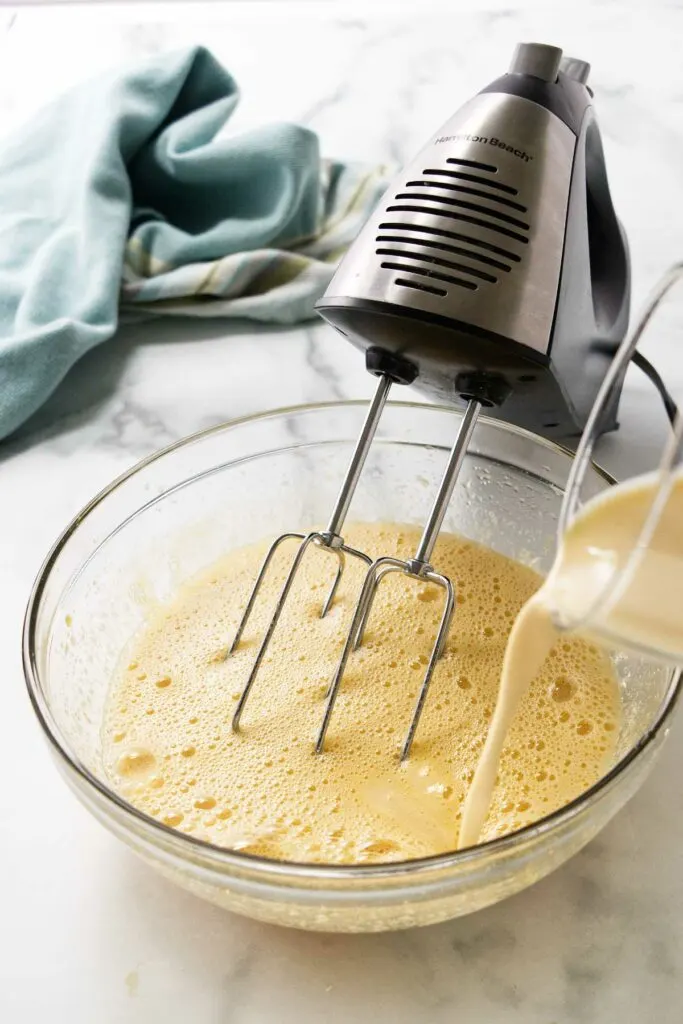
[230,42,632,756]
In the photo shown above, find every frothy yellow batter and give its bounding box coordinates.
[104,524,620,863]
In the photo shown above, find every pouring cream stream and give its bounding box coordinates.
[459,468,683,849]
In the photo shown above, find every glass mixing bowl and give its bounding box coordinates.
[23,402,681,933]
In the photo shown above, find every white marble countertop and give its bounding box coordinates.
[2,2,683,1021]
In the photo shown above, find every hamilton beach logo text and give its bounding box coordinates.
[435,133,532,163]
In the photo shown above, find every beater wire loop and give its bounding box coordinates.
[229,376,391,730]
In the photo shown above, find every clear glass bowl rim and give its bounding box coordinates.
[21,400,683,884]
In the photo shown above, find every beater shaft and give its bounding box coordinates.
[324,375,393,539]
[316,400,481,759]
[413,399,481,569]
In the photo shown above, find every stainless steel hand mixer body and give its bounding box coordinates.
[230,42,631,757]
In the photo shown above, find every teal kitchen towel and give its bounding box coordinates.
[0,45,390,440]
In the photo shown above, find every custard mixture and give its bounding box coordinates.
[104,523,620,863]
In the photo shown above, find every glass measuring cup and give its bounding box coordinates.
[554,263,683,664]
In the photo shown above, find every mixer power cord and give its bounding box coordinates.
[593,341,679,427]
[631,350,679,427]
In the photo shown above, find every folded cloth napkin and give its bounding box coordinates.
[0,45,390,441]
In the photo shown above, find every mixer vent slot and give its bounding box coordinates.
[376,233,511,273]
[377,222,521,264]
[380,260,478,293]
[392,192,529,233]
[377,203,525,290]
[377,248,496,283]
[385,203,528,246]
[381,158,529,283]
[445,156,498,174]
[394,278,447,298]
[375,214,527,293]
[378,260,481,292]
[406,179,527,214]
[425,166,520,196]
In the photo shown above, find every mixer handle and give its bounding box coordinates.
[583,118,630,334]
[561,262,683,535]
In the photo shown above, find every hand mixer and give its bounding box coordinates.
[230,42,631,758]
